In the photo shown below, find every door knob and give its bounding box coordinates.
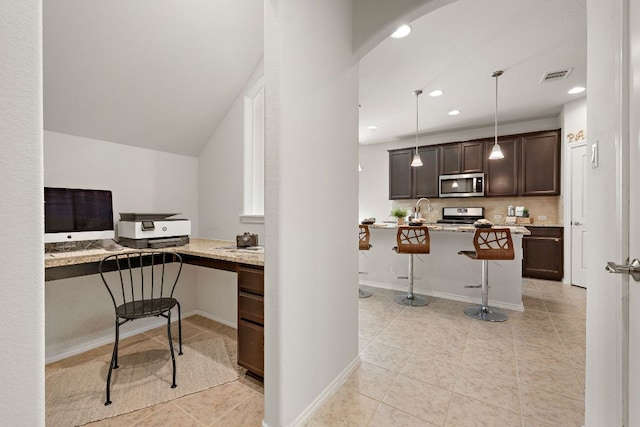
[572,220,581,225]
[605,258,640,282]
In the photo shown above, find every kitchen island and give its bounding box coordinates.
[359,224,530,311]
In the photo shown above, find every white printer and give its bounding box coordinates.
[117,213,191,249]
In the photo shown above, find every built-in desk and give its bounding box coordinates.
[45,238,265,378]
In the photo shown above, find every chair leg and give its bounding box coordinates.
[176,302,183,355]
[166,310,177,389]
[105,319,120,406]
[359,288,372,298]
[394,254,428,306]
[463,260,507,322]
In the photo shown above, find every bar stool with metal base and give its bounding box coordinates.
[393,226,430,306]
[358,225,373,298]
[458,227,515,322]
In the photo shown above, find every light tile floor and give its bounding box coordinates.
[60,316,265,427]
[307,279,586,426]
[54,278,585,426]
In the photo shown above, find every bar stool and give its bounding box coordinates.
[358,225,373,298]
[392,226,430,306]
[458,227,515,322]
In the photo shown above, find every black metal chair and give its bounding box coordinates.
[99,251,184,405]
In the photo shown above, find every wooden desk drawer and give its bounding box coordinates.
[238,319,264,377]
[238,266,264,294]
[238,291,264,324]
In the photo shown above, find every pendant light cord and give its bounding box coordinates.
[494,72,498,147]
[492,70,503,147]
[414,90,422,153]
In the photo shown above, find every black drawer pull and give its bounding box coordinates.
[239,290,264,301]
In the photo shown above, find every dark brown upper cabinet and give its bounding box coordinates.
[440,141,485,175]
[520,130,561,196]
[389,146,440,199]
[389,149,413,199]
[414,146,440,198]
[485,129,560,197]
[485,137,520,197]
[389,129,559,199]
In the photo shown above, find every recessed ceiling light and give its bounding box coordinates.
[429,90,444,97]
[568,86,586,94]
[448,110,461,116]
[367,125,378,130]
[390,24,411,39]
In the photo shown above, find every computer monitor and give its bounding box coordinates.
[44,187,115,244]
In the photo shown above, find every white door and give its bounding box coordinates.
[628,1,639,422]
[570,143,587,287]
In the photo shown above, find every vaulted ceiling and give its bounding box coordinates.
[44,0,264,156]
[43,0,586,156]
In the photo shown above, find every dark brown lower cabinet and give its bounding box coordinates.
[237,266,264,378]
[522,227,564,281]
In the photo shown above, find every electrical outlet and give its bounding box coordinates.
[390,266,396,275]
[494,214,502,220]
[538,215,547,221]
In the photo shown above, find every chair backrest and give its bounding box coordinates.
[395,226,430,254]
[472,228,515,260]
[99,251,183,314]
[359,225,372,250]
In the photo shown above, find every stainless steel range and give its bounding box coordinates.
[437,207,485,224]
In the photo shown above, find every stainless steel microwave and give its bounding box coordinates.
[439,173,485,198]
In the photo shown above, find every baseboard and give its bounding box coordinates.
[46,308,200,364]
[359,280,524,312]
[259,357,362,427]
[192,309,238,329]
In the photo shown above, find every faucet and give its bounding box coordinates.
[415,198,432,219]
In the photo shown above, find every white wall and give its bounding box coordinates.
[198,61,265,242]
[43,131,199,361]
[264,1,359,425]
[197,61,265,327]
[359,117,560,221]
[0,0,45,424]
[44,131,199,233]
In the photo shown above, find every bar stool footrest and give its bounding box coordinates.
[463,305,507,322]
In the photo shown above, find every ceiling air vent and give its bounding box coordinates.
[540,68,573,83]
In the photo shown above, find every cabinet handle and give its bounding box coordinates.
[239,291,264,301]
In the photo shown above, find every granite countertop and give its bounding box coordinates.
[45,237,264,268]
[365,223,531,235]
[510,223,563,228]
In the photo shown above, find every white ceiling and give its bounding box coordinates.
[43,0,264,157]
[359,0,587,144]
[43,0,586,156]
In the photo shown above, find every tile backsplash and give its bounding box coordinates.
[392,196,562,225]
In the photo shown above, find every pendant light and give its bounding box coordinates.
[489,70,505,160]
[410,89,423,167]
